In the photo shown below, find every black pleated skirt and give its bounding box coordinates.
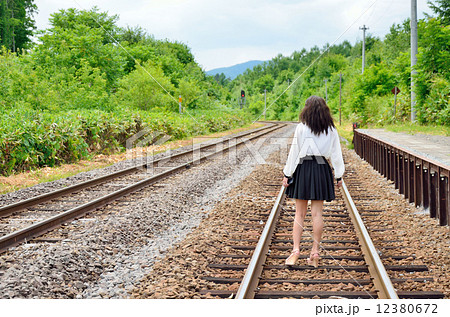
[285,155,335,202]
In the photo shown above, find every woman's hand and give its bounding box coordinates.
[283,176,290,187]
[337,180,343,187]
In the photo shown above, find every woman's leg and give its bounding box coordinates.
[292,199,308,251]
[310,200,324,253]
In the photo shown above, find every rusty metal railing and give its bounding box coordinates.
[353,129,449,226]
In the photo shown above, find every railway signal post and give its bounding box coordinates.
[264,89,267,120]
[240,90,246,109]
[391,86,400,117]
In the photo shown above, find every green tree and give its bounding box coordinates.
[350,35,380,59]
[213,73,230,86]
[384,20,410,60]
[178,78,201,109]
[328,40,352,57]
[116,60,175,111]
[48,7,119,44]
[428,0,450,24]
[0,0,37,52]
[415,17,450,124]
[254,74,275,93]
[34,7,125,88]
[119,25,150,44]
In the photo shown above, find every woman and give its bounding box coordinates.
[282,95,344,267]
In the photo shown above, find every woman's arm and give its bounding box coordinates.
[330,128,345,179]
[283,124,302,178]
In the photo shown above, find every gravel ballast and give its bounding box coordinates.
[131,136,449,299]
[0,123,448,299]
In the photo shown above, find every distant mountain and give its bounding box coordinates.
[206,60,265,79]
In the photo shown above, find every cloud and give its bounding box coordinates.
[34,0,433,70]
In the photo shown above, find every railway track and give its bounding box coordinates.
[200,158,445,299]
[0,122,285,254]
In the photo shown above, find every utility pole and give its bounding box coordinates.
[324,79,328,103]
[411,0,418,122]
[393,87,399,117]
[339,73,342,126]
[11,1,15,53]
[1,0,8,49]
[360,25,369,74]
[264,89,267,120]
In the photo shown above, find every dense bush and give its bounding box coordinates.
[0,7,251,176]
[414,17,450,125]
[3,3,448,177]
[0,107,251,176]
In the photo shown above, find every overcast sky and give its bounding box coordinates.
[34,0,433,71]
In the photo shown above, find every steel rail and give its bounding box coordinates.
[235,179,399,299]
[0,122,277,218]
[235,186,286,299]
[0,164,147,218]
[0,123,285,254]
[340,179,399,299]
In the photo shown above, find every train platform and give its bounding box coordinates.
[356,129,450,168]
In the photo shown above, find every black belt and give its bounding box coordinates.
[299,155,327,164]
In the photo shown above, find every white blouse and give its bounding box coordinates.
[283,123,345,179]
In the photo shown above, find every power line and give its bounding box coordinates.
[251,0,379,124]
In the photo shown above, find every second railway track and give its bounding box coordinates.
[0,122,285,254]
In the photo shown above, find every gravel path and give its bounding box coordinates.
[0,123,294,298]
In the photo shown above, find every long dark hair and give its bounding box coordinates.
[299,95,335,135]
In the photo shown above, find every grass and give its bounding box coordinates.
[0,157,117,194]
[376,122,450,136]
[0,122,264,195]
[334,119,450,150]
[335,119,355,149]
[5,118,444,195]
